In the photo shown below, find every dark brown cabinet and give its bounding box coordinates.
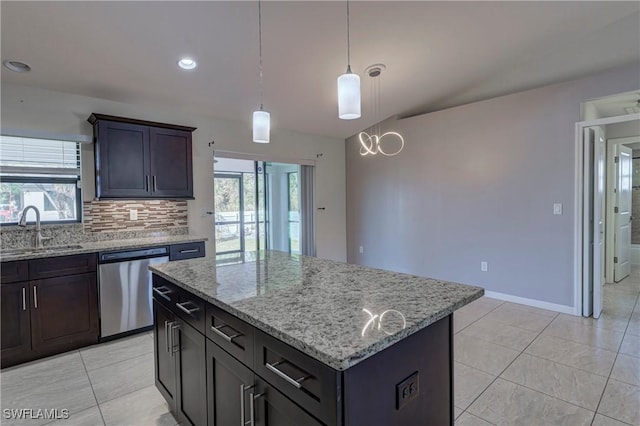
[30,273,99,353]
[254,376,324,426]
[154,301,177,410]
[206,339,254,426]
[153,298,206,426]
[89,114,196,199]
[0,282,31,364]
[152,273,453,426]
[1,255,99,368]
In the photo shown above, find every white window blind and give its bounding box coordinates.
[0,136,80,177]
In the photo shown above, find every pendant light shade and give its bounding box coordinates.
[252,0,270,143]
[253,109,270,143]
[337,0,360,120]
[338,68,361,120]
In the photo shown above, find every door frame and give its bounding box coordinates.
[606,136,639,283]
[574,113,640,316]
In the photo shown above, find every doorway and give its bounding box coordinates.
[213,156,314,258]
[577,109,640,318]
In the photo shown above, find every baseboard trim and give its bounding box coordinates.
[484,290,576,315]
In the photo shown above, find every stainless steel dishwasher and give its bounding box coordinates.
[98,246,169,338]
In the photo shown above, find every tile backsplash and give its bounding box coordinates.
[83,200,188,233]
[1,199,190,249]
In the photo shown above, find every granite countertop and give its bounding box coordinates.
[0,234,208,262]
[150,251,483,371]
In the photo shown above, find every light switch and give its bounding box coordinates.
[130,209,138,221]
[359,246,364,254]
[553,203,562,215]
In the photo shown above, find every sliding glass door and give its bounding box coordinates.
[214,157,312,257]
[214,174,244,255]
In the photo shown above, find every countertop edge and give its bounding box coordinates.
[150,266,484,371]
[0,236,209,261]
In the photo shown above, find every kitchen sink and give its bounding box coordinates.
[1,245,84,256]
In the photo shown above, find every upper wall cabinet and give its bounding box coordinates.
[88,114,196,199]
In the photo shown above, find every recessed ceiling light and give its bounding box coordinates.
[177,58,197,70]
[3,60,31,73]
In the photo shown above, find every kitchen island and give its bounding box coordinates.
[150,251,483,426]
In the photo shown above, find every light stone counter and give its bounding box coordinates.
[150,250,483,371]
[0,234,208,262]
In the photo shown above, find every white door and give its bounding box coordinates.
[614,145,632,282]
[583,127,605,318]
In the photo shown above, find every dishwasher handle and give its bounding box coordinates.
[99,247,169,263]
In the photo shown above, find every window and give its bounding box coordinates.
[287,171,300,254]
[0,135,81,225]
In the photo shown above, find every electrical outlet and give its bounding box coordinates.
[129,209,138,221]
[396,371,419,410]
[553,203,563,215]
[359,246,364,254]
[481,261,488,272]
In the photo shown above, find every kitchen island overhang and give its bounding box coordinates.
[150,251,483,425]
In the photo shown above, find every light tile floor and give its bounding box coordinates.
[1,271,638,426]
[0,331,177,426]
[454,270,640,426]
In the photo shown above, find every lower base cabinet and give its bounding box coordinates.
[153,274,452,426]
[205,329,322,426]
[153,299,206,426]
[0,282,31,364]
[1,256,99,368]
[254,376,324,426]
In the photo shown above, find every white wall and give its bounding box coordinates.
[1,83,347,261]
[346,64,640,310]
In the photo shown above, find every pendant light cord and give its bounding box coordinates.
[258,0,264,110]
[346,0,351,72]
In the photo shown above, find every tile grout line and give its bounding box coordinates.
[78,350,107,426]
[454,305,560,423]
[461,310,561,423]
[590,291,640,426]
[454,300,506,334]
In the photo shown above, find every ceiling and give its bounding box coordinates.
[2,1,639,139]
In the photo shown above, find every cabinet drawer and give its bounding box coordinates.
[254,329,339,425]
[169,242,205,261]
[205,303,254,369]
[30,254,97,279]
[1,261,29,284]
[152,275,205,334]
[152,275,180,307]
[174,286,205,335]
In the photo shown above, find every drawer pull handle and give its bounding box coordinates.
[33,286,38,309]
[240,384,254,426]
[250,392,264,426]
[176,301,200,315]
[211,324,241,343]
[22,287,26,311]
[265,361,308,389]
[170,323,180,356]
[153,286,172,301]
[179,248,199,254]
[164,320,170,353]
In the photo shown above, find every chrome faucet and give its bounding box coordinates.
[18,205,51,249]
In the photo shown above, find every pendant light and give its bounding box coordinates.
[337,0,361,120]
[253,0,270,143]
[358,65,405,157]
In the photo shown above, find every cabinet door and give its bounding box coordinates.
[254,376,323,426]
[206,339,254,426]
[97,120,151,198]
[149,127,193,198]
[153,300,176,411]
[0,282,31,367]
[30,273,99,354]
[175,319,207,426]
